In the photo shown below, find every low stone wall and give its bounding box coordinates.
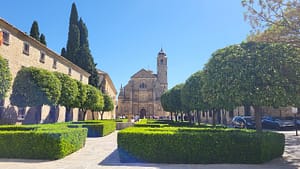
[116,122,134,130]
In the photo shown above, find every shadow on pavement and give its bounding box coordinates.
[99,149,299,169]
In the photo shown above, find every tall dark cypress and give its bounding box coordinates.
[66,3,80,63]
[63,3,100,88]
[77,18,99,87]
[39,34,47,46]
[30,21,40,41]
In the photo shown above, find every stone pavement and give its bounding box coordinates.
[0,131,299,169]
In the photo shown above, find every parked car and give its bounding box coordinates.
[231,116,256,129]
[262,116,294,130]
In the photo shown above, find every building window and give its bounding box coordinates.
[80,74,83,82]
[68,67,72,76]
[160,59,164,64]
[140,82,147,89]
[52,59,57,69]
[2,30,10,45]
[39,51,45,63]
[23,42,30,55]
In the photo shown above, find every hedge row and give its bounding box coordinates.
[69,120,116,137]
[0,125,87,160]
[134,119,226,128]
[118,127,284,164]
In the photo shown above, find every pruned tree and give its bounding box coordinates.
[54,72,78,122]
[204,42,300,131]
[83,85,104,120]
[75,81,87,121]
[181,71,206,125]
[101,94,114,120]
[10,67,61,123]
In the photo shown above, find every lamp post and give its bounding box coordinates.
[292,107,298,136]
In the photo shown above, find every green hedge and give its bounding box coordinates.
[69,120,116,137]
[0,125,87,160]
[118,127,284,164]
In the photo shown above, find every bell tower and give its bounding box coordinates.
[157,48,168,91]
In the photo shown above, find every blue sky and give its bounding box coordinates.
[1,0,251,92]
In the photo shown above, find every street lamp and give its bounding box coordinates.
[291,107,298,136]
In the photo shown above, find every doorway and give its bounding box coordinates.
[140,108,146,119]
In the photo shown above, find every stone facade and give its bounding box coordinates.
[117,49,169,119]
[0,18,90,123]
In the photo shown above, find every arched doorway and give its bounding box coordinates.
[140,108,146,119]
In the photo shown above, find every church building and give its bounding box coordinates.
[117,49,169,119]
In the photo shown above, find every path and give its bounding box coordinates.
[0,131,299,169]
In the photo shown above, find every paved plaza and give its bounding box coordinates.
[0,131,299,169]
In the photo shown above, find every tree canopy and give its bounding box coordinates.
[100,94,114,120]
[203,41,300,131]
[10,67,61,107]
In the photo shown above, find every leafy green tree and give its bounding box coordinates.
[169,84,184,121]
[204,42,300,131]
[39,33,46,45]
[75,81,87,121]
[83,85,104,120]
[101,94,114,120]
[0,55,12,119]
[30,21,40,41]
[54,72,78,122]
[10,67,61,123]
[181,71,206,124]
[161,90,173,120]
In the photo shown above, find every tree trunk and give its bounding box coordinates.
[244,105,251,116]
[253,106,262,132]
[83,110,87,121]
[92,111,95,120]
[217,109,221,124]
[180,112,183,122]
[188,111,192,124]
[175,112,178,122]
[212,110,216,128]
[170,112,173,121]
[101,111,104,120]
[196,110,201,125]
[35,105,43,124]
[65,107,71,122]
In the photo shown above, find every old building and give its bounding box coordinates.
[117,49,169,119]
[0,18,90,123]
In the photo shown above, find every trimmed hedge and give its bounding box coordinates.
[134,119,226,128]
[118,127,284,164]
[69,120,116,137]
[0,125,87,160]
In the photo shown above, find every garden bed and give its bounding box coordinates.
[118,127,284,164]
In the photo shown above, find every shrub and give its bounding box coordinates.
[0,125,87,160]
[118,127,284,164]
[69,120,116,137]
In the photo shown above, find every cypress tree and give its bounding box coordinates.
[61,48,66,57]
[63,3,100,88]
[30,21,40,41]
[39,34,47,46]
